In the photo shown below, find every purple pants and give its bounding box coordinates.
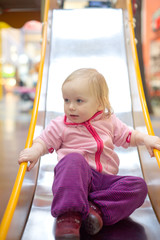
[51,153,148,225]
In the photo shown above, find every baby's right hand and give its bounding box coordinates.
[18,147,40,171]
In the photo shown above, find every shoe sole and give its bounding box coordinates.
[55,234,79,240]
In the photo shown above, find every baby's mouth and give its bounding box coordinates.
[70,114,79,118]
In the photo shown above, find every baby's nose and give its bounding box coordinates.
[69,102,76,110]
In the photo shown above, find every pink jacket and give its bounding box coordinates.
[39,111,131,175]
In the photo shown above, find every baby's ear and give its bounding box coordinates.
[97,104,103,111]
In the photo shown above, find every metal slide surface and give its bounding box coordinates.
[19,8,160,240]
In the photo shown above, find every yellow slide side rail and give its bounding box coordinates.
[126,0,160,168]
[0,0,50,239]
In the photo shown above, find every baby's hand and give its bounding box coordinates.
[18,147,40,171]
[144,135,160,157]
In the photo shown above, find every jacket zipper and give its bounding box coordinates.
[84,121,103,172]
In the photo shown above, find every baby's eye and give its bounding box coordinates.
[77,99,83,103]
[64,98,69,103]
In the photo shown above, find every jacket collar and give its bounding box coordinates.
[64,110,104,126]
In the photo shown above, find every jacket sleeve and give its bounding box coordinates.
[112,114,132,148]
[39,116,64,153]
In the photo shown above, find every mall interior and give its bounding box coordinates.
[0,0,160,239]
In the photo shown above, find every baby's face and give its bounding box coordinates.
[62,78,102,123]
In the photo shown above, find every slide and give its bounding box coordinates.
[1,6,160,240]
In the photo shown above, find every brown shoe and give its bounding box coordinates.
[84,202,103,235]
[55,211,82,239]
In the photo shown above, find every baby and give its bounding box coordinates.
[19,68,160,239]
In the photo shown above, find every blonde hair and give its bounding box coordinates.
[62,68,113,116]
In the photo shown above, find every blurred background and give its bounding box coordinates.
[0,0,160,115]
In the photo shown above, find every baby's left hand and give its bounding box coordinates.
[144,135,160,157]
